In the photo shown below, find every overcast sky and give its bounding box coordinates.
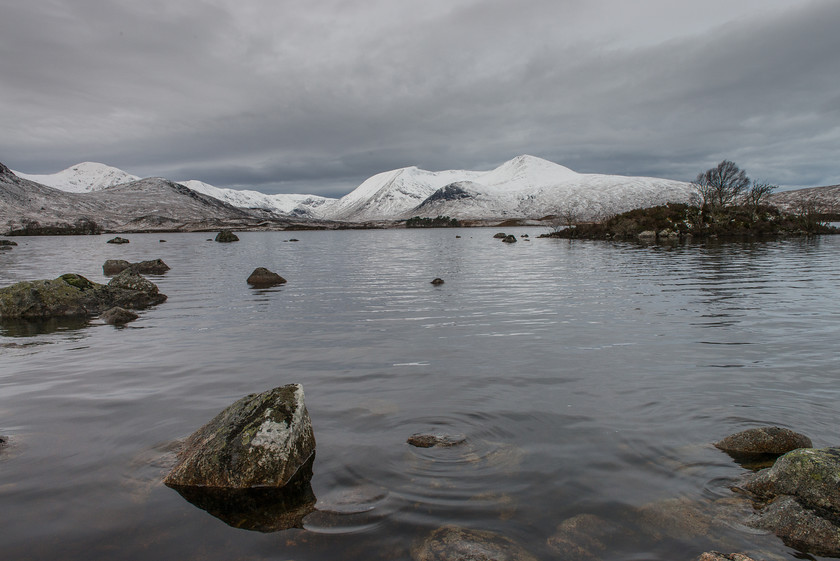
[2,0,838,197]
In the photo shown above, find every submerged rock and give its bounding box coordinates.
[104,258,171,276]
[696,553,759,561]
[164,384,315,489]
[740,447,840,556]
[502,235,517,243]
[0,240,17,246]
[106,236,130,244]
[413,525,538,561]
[101,306,139,325]
[407,433,466,448]
[493,232,507,239]
[215,230,239,243]
[246,267,287,287]
[547,513,625,561]
[431,278,444,285]
[0,272,166,319]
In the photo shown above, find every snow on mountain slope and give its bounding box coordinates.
[180,180,335,218]
[320,166,484,221]
[324,154,694,221]
[13,162,139,192]
[474,154,579,192]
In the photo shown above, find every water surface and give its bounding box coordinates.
[2,229,839,560]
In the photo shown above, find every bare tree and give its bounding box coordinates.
[743,180,776,215]
[693,160,751,209]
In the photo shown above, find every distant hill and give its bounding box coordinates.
[13,162,139,192]
[769,184,840,215]
[0,162,282,234]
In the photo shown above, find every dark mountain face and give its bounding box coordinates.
[417,182,476,208]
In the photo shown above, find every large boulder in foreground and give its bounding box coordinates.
[0,272,166,319]
[741,447,840,556]
[164,384,315,489]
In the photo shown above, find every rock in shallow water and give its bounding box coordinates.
[0,272,166,319]
[247,267,287,287]
[215,229,239,243]
[164,384,315,489]
[100,306,139,325]
[739,447,840,556]
[407,433,466,448]
[103,258,170,276]
[715,427,812,456]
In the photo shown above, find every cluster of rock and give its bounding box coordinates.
[0,270,166,323]
[107,236,130,244]
[0,239,17,250]
[493,232,518,243]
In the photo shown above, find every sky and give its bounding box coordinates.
[2,0,838,197]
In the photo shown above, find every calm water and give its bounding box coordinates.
[1,229,839,560]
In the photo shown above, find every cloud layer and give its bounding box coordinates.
[2,0,838,196]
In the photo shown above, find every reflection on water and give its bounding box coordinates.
[0,316,91,337]
[1,231,840,560]
[167,457,317,533]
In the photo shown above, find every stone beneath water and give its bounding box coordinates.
[493,232,507,239]
[696,553,759,561]
[101,306,139,325]
[164,384,315,489]
[106,236,130,244]
[0,272,166,319]
[413,525,538,561]
[741,447,840,556]
[103,258,170,276]
[502,235,517,243]
[246,267,287,287]
[430,278,444,285]
[215,230,239,243]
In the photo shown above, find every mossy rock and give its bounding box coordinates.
[164,384,315,489]
[0,273,166,319]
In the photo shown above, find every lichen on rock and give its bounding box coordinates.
[164,383,315,489]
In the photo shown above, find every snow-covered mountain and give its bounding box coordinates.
[180,180,334,218]
[13,162,139,192]
[10,155,697,223]
[320,155,695,221]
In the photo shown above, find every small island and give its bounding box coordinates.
[541,160,838,241]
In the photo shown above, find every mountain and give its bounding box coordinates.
[0,163,282,233]
[180,180,334,218]
[768,184,840,215]
[12,162,139,192]
[3,155,704,226]
[320,155,695,221]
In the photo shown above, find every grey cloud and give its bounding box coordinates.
[1,0,838,195]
